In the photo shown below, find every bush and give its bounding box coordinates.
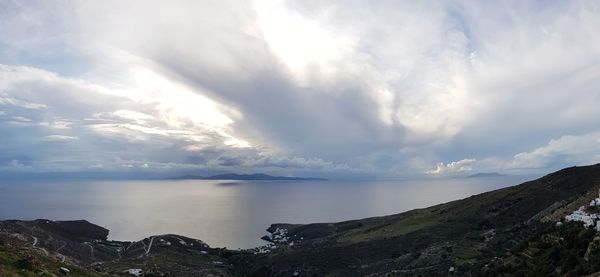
[14,256,34,270]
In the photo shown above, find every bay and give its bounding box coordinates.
[0,175,533,249]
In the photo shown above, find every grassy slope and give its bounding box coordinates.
[0,244,103,277]
[234,164,600,276]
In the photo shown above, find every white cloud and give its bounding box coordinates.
[113,110,155,125]
[0,64,344,174]
[427,159,477,175]
[3,1,600,177]
[0,95,47,110]
[42,135,79,142]
[0,160,34,172]
[255,0,354,75]
[508,132,600,170]
[11,116,32,122]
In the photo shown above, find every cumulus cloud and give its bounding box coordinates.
[508,132,600,171]
[426,159,477,175]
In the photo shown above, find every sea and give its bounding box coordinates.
[0,175,535,249]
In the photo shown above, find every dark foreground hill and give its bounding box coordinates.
[3,164,600,276]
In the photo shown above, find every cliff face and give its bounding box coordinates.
[3,165,600,276]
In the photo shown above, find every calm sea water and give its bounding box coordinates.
[0,176,534,249]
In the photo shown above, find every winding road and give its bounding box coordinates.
[31,236,49,256]
[84,242,95,260]
[145,236,155,255]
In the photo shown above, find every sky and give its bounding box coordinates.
[1,0,600,179]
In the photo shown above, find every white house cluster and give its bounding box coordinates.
[562,190,600,231]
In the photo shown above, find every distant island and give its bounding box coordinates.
[465,172,505,178]
[170,173,327,181]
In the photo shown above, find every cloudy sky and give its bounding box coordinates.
[1,0,600,179]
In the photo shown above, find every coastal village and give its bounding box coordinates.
[561,189,600,231]
[254,227,297,254]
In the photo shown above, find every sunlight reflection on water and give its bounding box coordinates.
[0,175,535,249]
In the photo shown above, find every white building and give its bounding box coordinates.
[560,189,600,230]
[125,269,143,276]
[565,207,595,227]
[565,208,587,222]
